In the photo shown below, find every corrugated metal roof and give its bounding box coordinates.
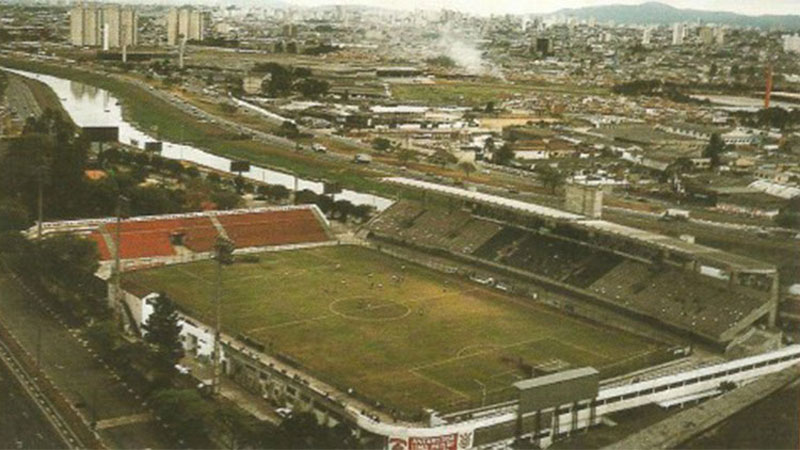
[514,367,599,390]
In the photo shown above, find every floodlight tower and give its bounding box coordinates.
[113,195,129,330]
[212,234,235,395]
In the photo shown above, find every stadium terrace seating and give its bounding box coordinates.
[368,201,427,235]
[444,219,504,255]
[501,234,590,281]
[590,260,766,338]
[100,216,223,259]
[87,232,112,260]
[177,217,219,252]
[216,209,329,249]
[368,201,502,254]
[473,227,526,260]
[91,209,328,261]
[564,253,624,288]
[104,219,180,260]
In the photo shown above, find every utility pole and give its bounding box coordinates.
[212,235,235,395]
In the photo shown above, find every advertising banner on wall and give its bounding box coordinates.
[389,432,473,450]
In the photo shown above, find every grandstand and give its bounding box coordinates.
[589,261,770,342]
[37,206,333,263]
[368,201,503,255]
[217,209,329,249]
[368,183,779,346]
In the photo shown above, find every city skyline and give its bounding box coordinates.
[284,0,800,17]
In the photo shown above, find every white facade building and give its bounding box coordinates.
[672,23,685,46]
[783,34,800,54]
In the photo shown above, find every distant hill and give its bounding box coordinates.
[547,2,800,29]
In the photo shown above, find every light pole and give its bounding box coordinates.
[36,164,49,241]
[113,195,129,331]
[212,235,235,395]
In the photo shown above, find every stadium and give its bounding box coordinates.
[35,179,791,449]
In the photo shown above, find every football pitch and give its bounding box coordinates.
[124,245,665,415]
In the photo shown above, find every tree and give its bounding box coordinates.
[315,195,334,215]
[150,389,211,447]
[275,412,356,449]
[397,148,417,165]
[233,175,247,194]
[143,293,184,370]
[430,149,457,168]
[703,133,726,168]
[163,159,185,176]
[215,404,257,449]
[0,199,31,231]
[36,233,103,319]
[295,78,330,99]
[351,204,374,223]
[458,160,477,180]
[494,143,515,165]
[425,55,456,68]
[262,63,293,97]
[372,137,391,152]
[183,178,215,211]
[211,190,243,210]
[484,101,495,113]
[265,184,290,202]
[538,165,563,194]
[295,189,318,205]
[333,200,354,222]
[280,121,301,139]
[483,136,496,154]
[127,185,183,216]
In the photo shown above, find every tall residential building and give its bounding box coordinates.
[641,27,652,46]
[70,3,137,48]
[714,28,725,46]
[672,23,685,45]
[699,26,714,45]
[166,7,205,46]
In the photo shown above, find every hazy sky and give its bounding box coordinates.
[287,0,800,16]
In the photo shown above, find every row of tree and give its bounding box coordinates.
[251,63,330,99]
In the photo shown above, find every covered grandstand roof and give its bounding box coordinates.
[383,177,584,221]
[384,177,775,274]
[579,220,775,273]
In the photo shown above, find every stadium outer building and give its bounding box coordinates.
[33,194,791,449]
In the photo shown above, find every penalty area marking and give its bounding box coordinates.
[456,343,502,357]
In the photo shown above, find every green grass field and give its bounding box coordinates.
[124,245,663,415]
